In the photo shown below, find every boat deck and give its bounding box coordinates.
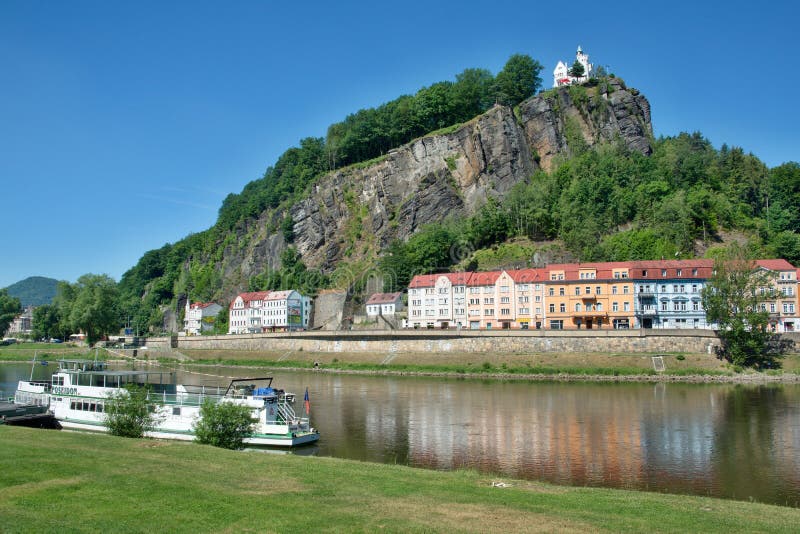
[0,401,57,427]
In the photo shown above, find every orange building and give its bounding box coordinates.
[544,263,635,329]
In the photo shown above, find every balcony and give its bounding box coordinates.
[637,291,656,299]
[636,308,658,316]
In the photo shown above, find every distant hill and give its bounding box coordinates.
[5,276,59,307]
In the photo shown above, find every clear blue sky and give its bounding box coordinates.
[1,1,797,288]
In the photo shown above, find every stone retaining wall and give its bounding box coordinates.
[148,329,722,354]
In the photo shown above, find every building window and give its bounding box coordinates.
[677,269,682,276]
[559,287,565,296]
[550,320,563,329]
[575,303,582,312]
[623,302,630,312]
[501,308,511,315]
[623,286,629,294]
[612,286,618,295]
[549,304,555,313]
[549,287,554,296]
[501,285,509,293]
[596,302,603,312]
[596,286,601,295]
[559,303,566,313]
[662,269,667,277]
[612,302,618,312]
[575,287,581,296]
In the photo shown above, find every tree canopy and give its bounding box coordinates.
[0,289,22,336]
[702,246,791,368]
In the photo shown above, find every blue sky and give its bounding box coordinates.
[1,1,797,288]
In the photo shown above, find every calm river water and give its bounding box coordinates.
[3,361,800,507]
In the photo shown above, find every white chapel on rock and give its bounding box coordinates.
[553,46,593,87]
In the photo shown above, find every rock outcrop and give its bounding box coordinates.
[216,78,652,294]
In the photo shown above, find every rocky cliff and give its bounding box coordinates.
[218,78,652,294]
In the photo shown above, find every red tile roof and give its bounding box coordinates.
[467,271,502,286]
[755,259,796,271]
[230,291,271,309]
[367,292,402,305]
[189,302,218,310]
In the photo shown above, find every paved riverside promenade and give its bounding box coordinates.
[146,329,727,355]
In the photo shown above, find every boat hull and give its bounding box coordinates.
[56,416,320,447]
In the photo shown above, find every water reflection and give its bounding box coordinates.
[3,362,799,506]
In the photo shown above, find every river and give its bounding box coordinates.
[3,361,799,507]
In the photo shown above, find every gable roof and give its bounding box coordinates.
[231,291,271,309]
[367,292,402,305]
[755,259,796,271]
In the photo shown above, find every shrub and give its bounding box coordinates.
[104,384,161,438]
[676,354,686,361]
[193,400,257,450]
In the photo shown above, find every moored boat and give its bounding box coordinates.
[14,359,319,446]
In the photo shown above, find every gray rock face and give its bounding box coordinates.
[519,78,652,171]
[219,80,652,286]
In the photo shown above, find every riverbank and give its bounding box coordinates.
[155,347,800,384]
[1,426,798,532]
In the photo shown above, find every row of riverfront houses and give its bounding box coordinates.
[203,258,799,335]
[406,259,799,332]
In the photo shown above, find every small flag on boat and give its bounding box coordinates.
[304,387,310,415]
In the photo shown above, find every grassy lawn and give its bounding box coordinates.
[1,426,798,533]
[0,343,85,362]
[169,348,800,378]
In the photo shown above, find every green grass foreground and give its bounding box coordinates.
[1,427,799,533]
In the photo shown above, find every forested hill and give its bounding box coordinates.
[4,276,59,307]
[116,55,800,334]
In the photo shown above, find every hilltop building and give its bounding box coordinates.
[553,45,593,87]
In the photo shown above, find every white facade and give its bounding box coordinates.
[553,45,593,87]
[228,290,312,334]
[184,302,222,335]
[366,292,403,317]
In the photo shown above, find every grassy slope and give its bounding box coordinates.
[1,426,798,533]
[173,348,800,378]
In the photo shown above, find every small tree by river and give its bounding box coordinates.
[104,385,161,438]
[193,400,256,450]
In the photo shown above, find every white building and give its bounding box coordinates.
[407,272,470,329]
[6,306,33,336]
[228,290,312,334]
[553,45,593,87]
[184,301,223,335]
[366,292,404,317]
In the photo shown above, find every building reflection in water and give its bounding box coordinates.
[178,367,800,506]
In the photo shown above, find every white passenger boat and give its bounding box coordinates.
[14,359,319,447]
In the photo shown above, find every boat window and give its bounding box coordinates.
[173,407,181,416]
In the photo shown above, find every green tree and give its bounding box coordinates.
[702,247,788,369]
[104,385,161,438]
[65,274,120,345]
[568,60,585,79]
[0,289,22,336]
[493,54,543,106]
[31,304,65,341]
[193,399,257,450]
[212,306,229,335]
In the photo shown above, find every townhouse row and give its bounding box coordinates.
[407,259,799,332]
[228,290,313,334]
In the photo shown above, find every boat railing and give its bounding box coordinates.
[145,390,227,407]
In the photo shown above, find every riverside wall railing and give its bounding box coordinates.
[143,329,739,354]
